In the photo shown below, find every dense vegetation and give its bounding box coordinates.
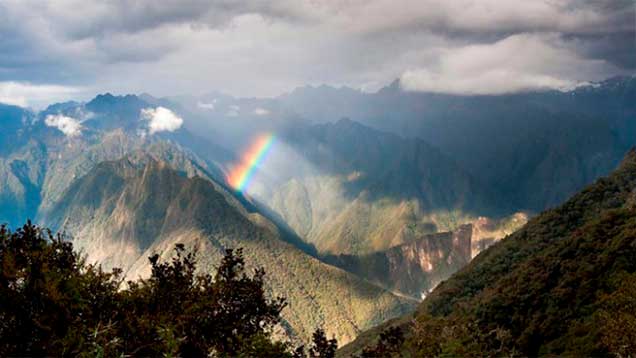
[343,149,636,357]
[0,222,337,357]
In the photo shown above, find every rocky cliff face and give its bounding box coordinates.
[470,212,529,258]
[324,225,472,299]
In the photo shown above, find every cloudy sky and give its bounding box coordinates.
[0,0,634,107]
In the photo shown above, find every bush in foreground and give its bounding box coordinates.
[0,222,337,357]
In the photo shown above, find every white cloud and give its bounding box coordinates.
[400,33,616,95]
[0,82,81,109]
[140,106,183,134]
[226,105,241,117]
[45,114,83,137]
[253,107,270,116]
[197,100,216,110]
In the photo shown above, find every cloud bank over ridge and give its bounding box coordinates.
[400,33,620,95]
[0,0,633,101]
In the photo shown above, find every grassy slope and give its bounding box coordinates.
[49,157,417,346]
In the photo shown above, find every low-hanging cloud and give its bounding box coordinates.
[400,33,618,95]
[197,100,216,110]
[227,105,241,117]
[140,106,183,134]
[45,114,83,137]
[253,107,270,116]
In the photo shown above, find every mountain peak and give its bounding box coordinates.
[285,84,362,99]
[334,117,355,126]
[376,78,401,95]
[87,93,115,105]
[84,94,150,130]
[87,93,145,108]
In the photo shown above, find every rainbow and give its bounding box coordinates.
[227,133,275,192]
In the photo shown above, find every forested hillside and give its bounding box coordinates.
[342,148,636,357]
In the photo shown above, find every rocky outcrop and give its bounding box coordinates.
[470,212,529,258]
[324,225,473,299]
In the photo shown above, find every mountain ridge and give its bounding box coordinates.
[172,75,636,215]
[47,155,417,346]
[340,147,636,356]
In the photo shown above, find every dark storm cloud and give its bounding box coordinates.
[551,1,635,70]
[566,31,636,70]
[40,0,314,39]
[0,16,71,84]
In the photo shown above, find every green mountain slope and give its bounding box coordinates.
[47,156,416,346]
[253,119,521,256]
[341,148,636,357]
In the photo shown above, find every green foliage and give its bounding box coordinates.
[354,151,636,357]
[0,221,337,356]
[596,272,636,357]
[358,326,404,357]
[114,245,289,356]
[308,328,338,358]
[293,328,338,358]
[0,221,121,356]
[398,207,636,357]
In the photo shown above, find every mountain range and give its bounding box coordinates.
[0,96,420,345]
[178,76,636,213]
[1,76,635,347]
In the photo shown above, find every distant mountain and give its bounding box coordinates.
[1,94,482,347]
[0,93,421,346]
[47,155,416,345]
[286,77,636,212]
[249,118,518,255]
[341,148,636,356]
[0,103,33,156]
[0,94,233,228]
[174,76,636,213]
[0,103,40,224]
